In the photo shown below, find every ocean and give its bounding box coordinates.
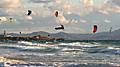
[0,40,120,67]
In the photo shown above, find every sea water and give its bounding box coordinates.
[0,40,120,67]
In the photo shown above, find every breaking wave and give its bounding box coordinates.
[0,40,120,67]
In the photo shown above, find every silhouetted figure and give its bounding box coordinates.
[55,25,64,30]
[109,27,112,33]
[4,30,6,37]
[48,35,50,36]
[10,18,12,20]
[19,32,21,35]
[9,18,13,22]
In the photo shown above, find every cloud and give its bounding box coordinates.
[0,16,16,23]
[49,0,92,16]
[80,19,87,23]
[98,10,109,15]
[0,17,7,22]
[85,0,120,15]
[55,12,69,24]
[0,0,21,9]
[82,0,94,7]
[111,0,120,6]
[104,19,111,23]
[58,15,69,24]
[0,10,8,16]
[29,0,53,3]
[0,0,119,33]
[0,0,22,16]
[25,16,33,20]
[69,19,78,23]
[52,0,120,17]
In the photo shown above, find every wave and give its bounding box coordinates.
[59,42,100,49]
[0,41,120,55]
[3,62,119,67]
[0,40,120,65]
[0,41,61,56]
[3,63,119,67]
[17,41,57,48]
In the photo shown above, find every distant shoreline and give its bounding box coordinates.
[0,28,120,40]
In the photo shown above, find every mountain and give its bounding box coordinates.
[3,29,120,40]
[28,31,50,36]
[50,29,120,40]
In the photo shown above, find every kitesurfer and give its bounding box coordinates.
[27,10,32,16]
[55,24,64,30]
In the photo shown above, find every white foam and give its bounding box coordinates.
[59,42,99,48]
[17,41,56,49]
[62,48,81,51]
[107,47,120,50]
[17,41,37,46]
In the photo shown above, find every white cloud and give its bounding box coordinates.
[0,17,7,22]
[70,19,78,23]
[0,16,16,23]
[82,0,94,7]
[25,16,33,20]
[0,0,21,12]
[52,0,120,17]
[104,19,111,23]
[98,10,109,15]
[57,14,69,24]
[0,0,119,33]
[80,19,87,23]
[0,0,25,18]
[29,0,53,3]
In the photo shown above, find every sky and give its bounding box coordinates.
[0,0,120,33]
